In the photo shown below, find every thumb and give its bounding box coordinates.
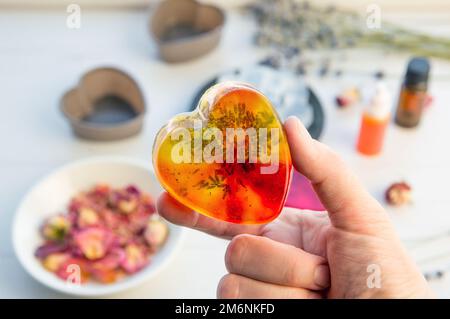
[284,116,388,233]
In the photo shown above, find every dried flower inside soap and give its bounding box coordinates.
[153,82,293,225]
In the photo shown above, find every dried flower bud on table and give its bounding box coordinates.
[386,182,412,206]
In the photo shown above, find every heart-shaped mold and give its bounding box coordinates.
[153,82,292,224]
[150,0,225,63]
[61,67,146,141]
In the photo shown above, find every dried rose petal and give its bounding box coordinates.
[141,195,156,212]
[120,244,149,274]
[144,220,169,249]
[92,268,126,284]
[77,207,100,228]
[35,242,68,259]
[126,185,141,196]
[56,258,89,283]
[100,209,121,229]
[73,227,114,260]
[129,209,152,233]
[36,184,163,284]
[139,198,156,216]
[68,243,84,258]
[114,224,134,245]
[93,184,110,197]
[42,253,71,272]
[90,248,125,271]
[87,249,126,284]
[108,191,124,208]
[90,268,121,284]
[68,198,83,215]
[40,215,71,241]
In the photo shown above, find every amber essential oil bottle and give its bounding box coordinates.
[395,57,430,128]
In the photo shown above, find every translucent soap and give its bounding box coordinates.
[153,82,292,224]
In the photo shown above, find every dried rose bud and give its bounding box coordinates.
[120,244,148,274]
[68,198,83,214]
[128,209,151,233]
[73,227,114,260]
[336,87,360,108]
[88,249,126,284]
[115,224,134,245]
[42,253,70,272]
[77,207,100,228]
[385,182,412,206]
[126,185,141,196]
[107,191,124,208]
[56,258,89,283]
[336,96,351,107]
[90,268,120,284]
[141,195,156,214]
[41,215,71,241]
[118,199,138,214]
[94,184,110,196]
[144,219,169,248]
[35,183,163,284]
[90,248,125,271]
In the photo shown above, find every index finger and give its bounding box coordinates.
[157,192,262,239]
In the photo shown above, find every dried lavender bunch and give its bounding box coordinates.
[249,0,450,60]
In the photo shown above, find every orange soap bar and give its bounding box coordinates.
[153,82,293,224]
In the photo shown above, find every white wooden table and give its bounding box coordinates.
[1,7,450,298]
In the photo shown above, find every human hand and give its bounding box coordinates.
[157,116,434,299]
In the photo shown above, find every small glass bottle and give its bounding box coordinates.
[357,82,391,156]
[395,57,430,128]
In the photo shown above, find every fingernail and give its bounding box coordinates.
[286,116,302,132]
[286,115,300,125]
[314,265,330,288]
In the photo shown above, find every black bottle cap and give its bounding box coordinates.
[404,57,430,87]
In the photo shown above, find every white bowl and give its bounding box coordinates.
[12,156,184,297]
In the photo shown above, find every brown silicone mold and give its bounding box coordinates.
[150,0,225,63]
[60,67,146,141]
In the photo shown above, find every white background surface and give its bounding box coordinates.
[1,5,450,298]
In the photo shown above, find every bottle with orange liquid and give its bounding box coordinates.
[356,82,392,156]
[395,57,430,128]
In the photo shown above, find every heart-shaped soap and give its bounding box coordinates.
[153,82,292,224]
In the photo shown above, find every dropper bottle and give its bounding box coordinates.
[395,57,430,128]
[356,82,392,156]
